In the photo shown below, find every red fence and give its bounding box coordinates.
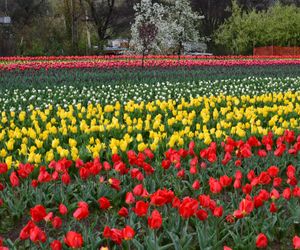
[254,46,300,56]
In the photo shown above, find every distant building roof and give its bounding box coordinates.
[0,16,11,24]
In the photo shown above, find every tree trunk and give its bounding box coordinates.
[177,41,182,64]
[142,50,145,68]
[71,0,79,54]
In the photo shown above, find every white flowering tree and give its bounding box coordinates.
[168,0,204,59]
[130,0,171,66]
[130,0,204,63]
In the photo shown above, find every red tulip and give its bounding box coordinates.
[113,161,128,174]
[190,165,197,174]
[239,143,252,158]
[270,189,280,200]
[61,172,71,185]
[31,180,38,188]
[79,167,90,180]
[237,198,254,217]
[287,165,296,178]
[110,228,123,245]
[269,202,277,213]
[59,204,68,215]
[221,152,232,165]
[257,149,267,157]
[274,143,286,156]
[192,180,201,190]
[30,205,47,222]
[196,209,208,221]
[118,207,129,217]
[293,235,300,249]
[235,170,242,179]
[213,206,223,217]
[267,166,279,177]
[259,172,271,185]
[98,197,111,210]
[123,225,135,240]
[233,179,241,189]
[254,196,264,208]
[273,177,282,187]
[144,148,154,159]
[150,189,174,206]
[64,231,83,249]
[133,184,144,196]
[112,154,121,163]
[294,187,300,197]
[242,184,252,194]
[131,168,144,181]
[75,159,84,168]
[52,171,59,181]
[103,226,111,238]
[73,201,89,220]
[29,225,47,243]
[52,216,62,229]
[50,240,62,250]
[125,192,135,204]
[282,188,291,200]
[179,197,198,218]
[17,163,34,178]
[133,201,148,217]
[235,159,242,167]
[20,221,36,240]
[44,212,53,222]
[38,167,52,183]
[148,210,162,229]
[10,171,20,187]
[0,163,8,174]
[209,178,222,194]
[256,233,268,248]
[200,162,207,169]
[226,214,235,223]
[0,182,4,191]
[188,141,195,155]
[177,169,185,178]
[109,178,121,191]
[172,197,181,208]
[287,177,298,186]
[258,189,270,201]
[161,159,171,170]
[198,194,211,208]
[247,170,256,181]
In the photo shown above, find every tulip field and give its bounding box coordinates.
[0,56,300,250]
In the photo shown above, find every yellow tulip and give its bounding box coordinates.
[52,138,60,148]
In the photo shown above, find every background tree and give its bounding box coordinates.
[191,0,231,52]
[3,0,49,55]
[61,0,84,54]
[130,0,168,65]
[168,0,204,59]
[83,0,116,50]
[215,1,300,54]
[1,0,300,56]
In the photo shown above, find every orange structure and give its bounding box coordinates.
[254,46,300,56]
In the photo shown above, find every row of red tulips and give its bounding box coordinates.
[1,59,300,71]
[1,55,300,62]
[0,58,300,71]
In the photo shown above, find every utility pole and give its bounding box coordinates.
[71,0,78,54]
[85,10,91,54]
